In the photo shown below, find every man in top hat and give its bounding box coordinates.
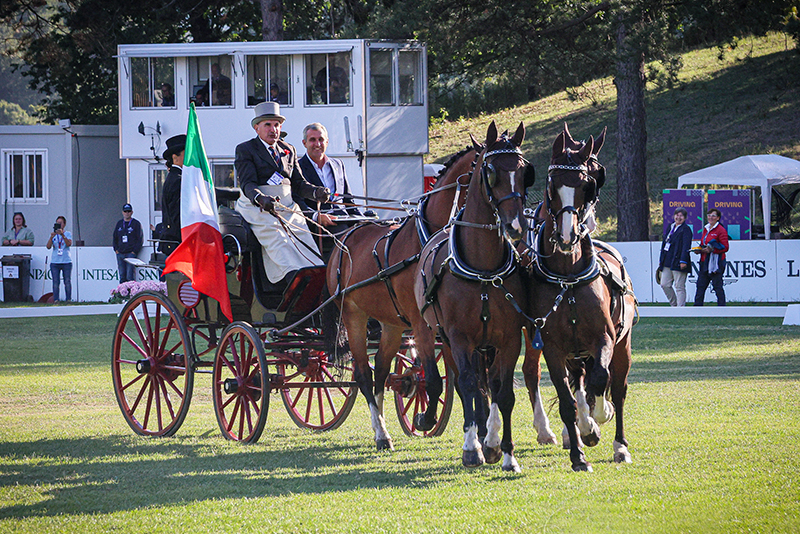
[113,203,144,283]
[161,134,186,256]
[234,102,329,288]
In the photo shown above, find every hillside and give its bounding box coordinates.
[427,33,800,240]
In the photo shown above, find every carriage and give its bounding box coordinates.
[111,188,454,443]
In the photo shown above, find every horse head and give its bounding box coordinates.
[546,125,598,253]
[469,121,529,243]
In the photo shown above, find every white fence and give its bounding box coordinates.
[2,239,799,303]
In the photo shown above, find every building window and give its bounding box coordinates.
[131,57,175,108]
[369,49,394,105]
[189,56,233,107]
[151,165,168,212]
[246,55,291,107]
[306,52,351,105]
[3,149,47,203]
[398,50,423,105]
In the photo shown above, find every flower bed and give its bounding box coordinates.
[109,280,168,304]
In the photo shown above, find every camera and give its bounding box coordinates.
[54,223,60,232]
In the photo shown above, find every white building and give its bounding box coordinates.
[116,39,430,229]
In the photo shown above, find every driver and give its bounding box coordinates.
[234,102,329,287]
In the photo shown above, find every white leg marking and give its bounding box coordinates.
[484,403,502,449]
[533,389,557,444]
[502,452,521,473]
[463,423,481,452]
[592,393,615,425]
[575,389,599,437]
[562,424,584,449]
[613,440,632,463]
[370,392,391,442]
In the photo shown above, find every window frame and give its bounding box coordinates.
[188,55,235,108]
[305,52,353,107]
[3,149,48,204]
[367,44,425,107]
[245,54,293,108]
[130,57,176,110]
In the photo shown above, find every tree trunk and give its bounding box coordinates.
[260,0,283,41]
[614,19,650,241]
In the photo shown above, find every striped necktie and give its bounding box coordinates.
[269,146,281,166]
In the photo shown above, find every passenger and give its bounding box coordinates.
[161,134,186,256]
[2,212,35,246]
[297,122,363,259]
[234,102,329,287]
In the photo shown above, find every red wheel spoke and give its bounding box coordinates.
[154,375,164,431]
[120,331,149,360]
[128,375,150,413]
[227,397,241,433]
[156,374,177,420]
[121,372,146,394]
[142,380,154,430]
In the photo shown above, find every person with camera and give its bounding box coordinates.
[46,215,73,303]
[234,102,329,288]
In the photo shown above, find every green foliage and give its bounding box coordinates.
[0,100,37,125]
[785,7,800,50]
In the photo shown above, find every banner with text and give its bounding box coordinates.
[708,189,752,240]
[662,189,704,239]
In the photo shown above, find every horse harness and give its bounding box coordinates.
[419,142,526,348]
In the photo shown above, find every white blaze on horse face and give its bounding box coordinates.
[557,185,577,244]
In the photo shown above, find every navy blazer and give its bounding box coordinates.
[296,154,361,217]
[234,137,320,207]
[659,222,693,272]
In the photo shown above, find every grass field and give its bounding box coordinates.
[0,314,798,532]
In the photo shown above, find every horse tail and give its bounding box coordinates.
[321,285,350,364]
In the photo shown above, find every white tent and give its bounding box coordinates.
[677,154,800,239]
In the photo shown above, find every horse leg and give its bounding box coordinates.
[487,348,522,472]
[522,327,557,445]
[453,343,484,468]
[548,353,591,472]
[611,336,633,464]
[343,308,393,451]
[579,335,614,447]
[475,348,491,445]
[411,323,442,432]
[372,323,405,449]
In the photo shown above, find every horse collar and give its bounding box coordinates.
[529,226,602,287]
[446,209,517,284]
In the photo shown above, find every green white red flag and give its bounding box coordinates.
[163,103,232,321]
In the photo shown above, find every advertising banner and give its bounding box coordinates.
[708,189,752,240]
[662,189,704,239]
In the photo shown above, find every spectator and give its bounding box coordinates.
[270,83,288,104]
[2,212,35,246]
[46,215,72,303]
[693,208,730,306]
[198,63,232,106]
[314,57,347,104]
[113,203,144,283]
[159,83,175,107]
[658,207,693,306]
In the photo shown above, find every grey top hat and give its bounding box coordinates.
[251,101,285,127]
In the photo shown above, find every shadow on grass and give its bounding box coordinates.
[0,434,456,518]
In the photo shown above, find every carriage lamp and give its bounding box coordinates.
[178,280,201,310]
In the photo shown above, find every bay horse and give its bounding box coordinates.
[325,141,479,450]
[523,124,636,472]
[415,121,531,471]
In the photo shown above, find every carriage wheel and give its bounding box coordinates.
[393,346,454,437]
[212,322,269,443]
[277,347,358,431]
[112,291,194,437]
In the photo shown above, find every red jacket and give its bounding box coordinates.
[699,222,729,264]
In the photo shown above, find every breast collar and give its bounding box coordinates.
[444,208,517,284]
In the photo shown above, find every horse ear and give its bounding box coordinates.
[469,133,482,152]
[578,135,594,162]
[486,121,498,146]
[564,122,573,144]
[511,122,525,147]
[594,126,607,156]
[552,132,565,159]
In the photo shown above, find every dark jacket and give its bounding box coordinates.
[296,154,361,218]
[112,217,144,254]
[234,137,321,207]
[659,222,693,272]
[161,165,182,245]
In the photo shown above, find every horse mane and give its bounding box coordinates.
[433,145,474,186]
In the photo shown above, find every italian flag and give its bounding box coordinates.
[163,104,233,321]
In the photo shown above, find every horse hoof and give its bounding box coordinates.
[582,431,600,448]
[572,462,593,473]
[614,451,632,464]
[502,456,522,473]
[413,413,435,432]
[538,433,558,445]
[483,445,502,465]
[376,439,394,451]
[462,449,485,468]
